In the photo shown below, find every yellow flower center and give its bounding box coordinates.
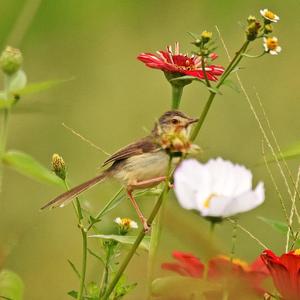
[293,249,300,255]
[266,38,278,50]
[265,10,276,20]
[218,255,250,271]
[121,218,131,227]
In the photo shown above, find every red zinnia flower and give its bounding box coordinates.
[137,42,224,81]
[162,251,269,299]
[261,249,300,300]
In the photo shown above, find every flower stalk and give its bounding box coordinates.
[171,84,183,109]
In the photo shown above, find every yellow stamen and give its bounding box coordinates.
[218,255,250,271]
[293,249,300,255]
[204,193,218,208]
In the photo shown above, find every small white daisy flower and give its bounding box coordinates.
[260,9,280,23]
[114,217,138,234]
[174,158,265,218]
[263,37,282,55]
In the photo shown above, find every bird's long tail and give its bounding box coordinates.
[41,172,107,210]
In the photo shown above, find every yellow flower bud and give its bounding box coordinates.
[51,153,66,180]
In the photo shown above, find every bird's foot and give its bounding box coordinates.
[142,218,151,233]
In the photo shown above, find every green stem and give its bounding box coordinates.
[230,218,238,263]
[86,188,123,232]
[171,85,183,109]
[203,221,216,280]
[103,170,171,299]
[146,158,172,299]
[190,41,250,142]
[64,181,87,300]
[99,243,114,298]
[0,108,9,192]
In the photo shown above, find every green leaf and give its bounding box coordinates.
[222,79,240,93]
[258,216,288,234]
[170,76,202,82]
[2,150,64,187]
[207,86,222,95]
[89,234,150,251]
[67,259,81,279]
[0,99,14,110]
[15,78,73,96]
[151,276,220,300]
[0,270,24,300]
[273,142,300,162]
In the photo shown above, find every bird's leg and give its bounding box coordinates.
[127,189,150,232]
[128,176,166,189]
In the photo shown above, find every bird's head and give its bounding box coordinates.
[155,110,198,135]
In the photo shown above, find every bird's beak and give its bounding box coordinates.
[186,118,199,126]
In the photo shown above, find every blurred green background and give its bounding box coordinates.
[0,0,299,299]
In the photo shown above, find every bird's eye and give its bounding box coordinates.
[171,118,179,124]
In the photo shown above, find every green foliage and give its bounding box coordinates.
[2,150,64,187]
[258,216,288,233]
[112,275,137,300]
[89,234,150,251]
[0,270,24,300]
[151,276,219,300]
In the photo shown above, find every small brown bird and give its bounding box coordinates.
[42,110,198,231]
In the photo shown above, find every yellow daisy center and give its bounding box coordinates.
[121,218,131,227]
[265,10,276,20]
[266,38,278,50]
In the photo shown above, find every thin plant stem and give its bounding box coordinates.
[86,188,123,232]
[103,171,171,300]
[171,85,183,109]
[227,218,268,249]
[64,180,87,300]
[146,158,172,299]
[286,166,300,252]
[255,90,300,222]
[0,108,10,192]
[230,218,238,263]
[190,40,250,142]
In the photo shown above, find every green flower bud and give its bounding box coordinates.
[247,15,256,24]
[0,46,23,75]
[264,24,273,34]
[246,21,261,41]
[51,153,66,180]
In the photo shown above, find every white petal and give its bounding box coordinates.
[130,220,138,229]
[200,195,234,217]
[221,182,265,217]
[174,159,211,210]
[114,217,122,225]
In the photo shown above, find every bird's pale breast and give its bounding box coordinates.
[113,149,169,185]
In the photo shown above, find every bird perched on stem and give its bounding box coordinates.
[42,110,198,231]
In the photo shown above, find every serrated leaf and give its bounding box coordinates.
[15,78,74,96]
[151,276,220,299]
[0,270,24,300]
[2,150,64,187]
[258,216,288,234]
[90,235,150,251]
[67,259,81,279]
[222,79,240,93]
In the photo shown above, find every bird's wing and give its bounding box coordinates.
[102,137,160,166]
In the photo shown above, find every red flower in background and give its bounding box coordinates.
[137,42,224,81]
[261,249,300,300]
[162,251,269,299]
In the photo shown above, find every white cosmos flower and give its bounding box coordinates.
[263,37,282,55]
[174,158,265,218]
[260,9,280,23]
